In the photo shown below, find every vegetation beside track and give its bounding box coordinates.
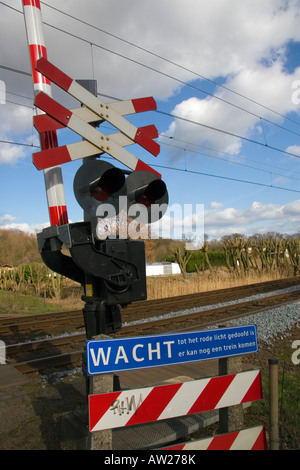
[1,269,297,317]
[0,290,68,316]
[183,325,300,450]
[0,326,298,450]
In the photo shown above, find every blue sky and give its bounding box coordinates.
[1,0,300,241]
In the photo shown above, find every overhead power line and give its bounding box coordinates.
[40,21,300,140]
[3,73,300,166]
[156,110,300,161]
[2,65,300,188]
[1,0,300,138]
[1,1,300,195]
[159,139,300,182]
[100,154,300,194]
[0,63,31,77]
[0,139,39,148]
[40,1,300,128]
[152,162,300,194]
[3,60,300,163]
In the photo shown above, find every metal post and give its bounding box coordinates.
[269,357,279,450]
[219,355,244,433]
[22,0,68,226]
[75,79,99,238]
[87,334,114,450]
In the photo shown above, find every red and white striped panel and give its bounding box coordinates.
[22,0,51,95]
[89,370,262,432]
[34,92,161,178]
[161,426,267,451]
[35,57,160,157]
[34,104,159,131]
[33,125,158,171]
[110,97,157,116]
[22,0,68,226]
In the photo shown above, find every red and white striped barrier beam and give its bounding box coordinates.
[35,57,160,157]
[89,370,262,432]
[22,0,68,226]
[161,426,267,450]
[34,92,161,178]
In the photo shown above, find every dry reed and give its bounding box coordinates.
[145,269,292,300]
[9,267,294,311]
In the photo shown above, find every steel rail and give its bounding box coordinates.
[1,276,299,336]
[10,287,300,375]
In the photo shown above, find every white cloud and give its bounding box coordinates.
[3,0,300,100]
[1,0,300,237]
[0,143,26,165]
[204,199,300,237]
[2,198,300,240]
[283,199,300,217]
[150,199,300,241]
[0,103,35,165]
[1,221,49,234]
[0,214,16,224]
[163,60,300,163]
[0,214,48,234]
[286,145,300,157]
[210,201,224,209]
[1,1,300,154]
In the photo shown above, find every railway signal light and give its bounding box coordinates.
[30,57,169,338]
[125,168,168,224]
[74,160,126,218]
[74,159,168,224]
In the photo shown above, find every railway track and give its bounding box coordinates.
[1,276,300,337]
[2,276,300,375]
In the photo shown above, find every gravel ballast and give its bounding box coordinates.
[227,301,300,345]
[124,285,300,346]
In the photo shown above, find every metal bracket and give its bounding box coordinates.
[37,221,147,337]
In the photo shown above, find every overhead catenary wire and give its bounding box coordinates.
[100,153,300,194]
[3,88,300,186]
[93,91,300,163]
[156,109,300,161]
[2,83,300,193]
[0,139,39,148]
[39,0,300,128]
[2,0,300,139]
[3,64,300,171]
[2,1,300,151]
[159,139,300,182]
[37,23,300,140]
[2,135,300,195]
[152,163,300,194]
[2,130,300,192]
[0,63,31,77]
[1,1,300,196]
[159,134,300,176]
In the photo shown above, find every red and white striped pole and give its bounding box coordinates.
[22,0,68,226]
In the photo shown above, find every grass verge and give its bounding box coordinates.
[0,290,67,316]
[244,368,300,450]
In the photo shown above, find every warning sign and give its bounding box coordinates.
[86,324,258,375]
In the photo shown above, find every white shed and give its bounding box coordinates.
[146,262,181,276]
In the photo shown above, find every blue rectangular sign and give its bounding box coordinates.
[86,324,258,375]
